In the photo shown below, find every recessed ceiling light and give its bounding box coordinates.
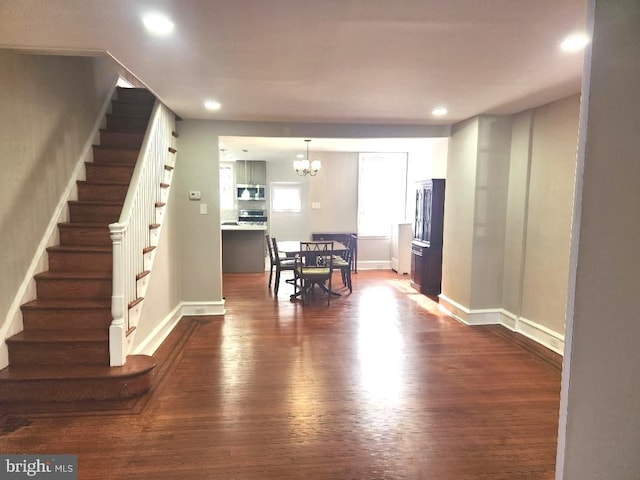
[204,100,222,111]
[296,154,305,158]
[560,33,589,52]
[432,107,448,116]
[142,13,175,36]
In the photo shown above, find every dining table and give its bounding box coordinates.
[276,240,349,300]
[276,240,348,258]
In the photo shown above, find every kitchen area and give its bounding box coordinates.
[220,159,269,273]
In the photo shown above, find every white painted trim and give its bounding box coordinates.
[133,303,183,357]
[181,301,226,316]
[517,316,565,355]
[437,294,470,324]
[499,310,518,331]
[438,295,565,356]
[357,260,392,271]
[0,77,119,370]
[133,300,225,357]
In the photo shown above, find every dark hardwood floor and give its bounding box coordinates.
[0,270,562,479]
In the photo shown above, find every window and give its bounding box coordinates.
[357,153,408,236]
[271,183,302,213]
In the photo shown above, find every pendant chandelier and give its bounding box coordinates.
[293,139,321,176]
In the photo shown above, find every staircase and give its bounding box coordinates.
[0,88,159,404]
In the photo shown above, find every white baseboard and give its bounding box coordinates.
[133,300,226,357]
[516,316,565,355]
[181,301,226,316]
[133,303,183,357]
[357,260,392,271]
[438,294,565,356]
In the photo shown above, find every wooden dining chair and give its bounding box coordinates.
[271,237,296,296]
[333,235,355,293]
[294,241,334,305]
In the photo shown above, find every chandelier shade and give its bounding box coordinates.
[294,139,321,176]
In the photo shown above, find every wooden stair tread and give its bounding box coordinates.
[136,270,150,281]
[35,271,111,280]
[93,145,140,152]
[0,355,155,381]
[107,112,152,119]
[58,222,109,228]
[8,330,108,343]
[99,128,145,135]
[22,298,111,310]
[47,245,112,253]
[77,180,130,186]
[85,160,135,167]
[68,199,123,205]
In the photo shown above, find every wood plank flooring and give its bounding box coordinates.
[0,270,562,479]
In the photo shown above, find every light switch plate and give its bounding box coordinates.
[311,202,321,209]
[199,204,208,215]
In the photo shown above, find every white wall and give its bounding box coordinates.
[557,0,640,477]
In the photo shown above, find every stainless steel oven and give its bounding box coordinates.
[238,209,267,225]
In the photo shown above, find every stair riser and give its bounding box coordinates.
[106,115,149,132]
[22,309,112,331]
[69,204,122,224]
[59,226,111,246]
[92,147,139,165]
[48,251,112,274]
[111,100,154,116]
[36,278,111,300]
[0,374,152,403]
[78,183,129,203]
[99,130,145,149]
[8,342,109,366]
[85,164,134,183]
[116,88,155,104]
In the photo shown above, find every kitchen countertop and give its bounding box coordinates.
[221,224,267,231]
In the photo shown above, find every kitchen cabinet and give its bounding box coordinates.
[410,179,445,295]
[222,227,267,273]
[236,160,266,186]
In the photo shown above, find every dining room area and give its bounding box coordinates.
[267,234,356,306]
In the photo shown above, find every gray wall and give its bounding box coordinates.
[469,116,512,308]
[557,0,640,477]
[174,121,223,303]
[0,51,133,359]
[441,94,579,341]
[521,95,579,334]
[441,118,479,307]
[502,111,533,314]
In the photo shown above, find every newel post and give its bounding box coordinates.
[109,223,127,367]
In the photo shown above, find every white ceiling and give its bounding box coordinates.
[0,0,587,156]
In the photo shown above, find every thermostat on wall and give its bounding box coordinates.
[189,191,201,200]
